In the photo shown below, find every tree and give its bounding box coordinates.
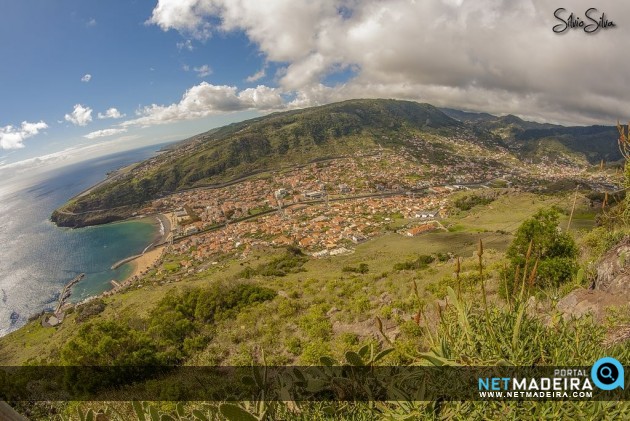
[506,208,577,288]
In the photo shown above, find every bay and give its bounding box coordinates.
[0,142,173,337]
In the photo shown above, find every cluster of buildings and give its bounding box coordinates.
[172,194,447,260]
[136,137,620,264]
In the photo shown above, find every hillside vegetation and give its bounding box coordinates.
[4,98,625,419]
[52,100,460,225]
[52,99,620,227]
[6,191,630,419]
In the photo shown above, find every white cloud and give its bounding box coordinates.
[122,82,283,127]
[97,107,125,119]
[193,64,212,77]
[148,0,217,40]
[176,39,194,51]
[0,121,48,150]
[87,18,97,27]
[246,66,266,83]
[64,104,93,126]
[81,74,92,83]
[148,0,630,125]
[84,128,128,139]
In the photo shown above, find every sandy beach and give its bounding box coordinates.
[112,213,172,290]
[154,213,172,245]
[126,213,172,280]
[128,245,165,280]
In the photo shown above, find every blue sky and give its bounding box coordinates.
[0,1,273,166]
[2,0,629,174]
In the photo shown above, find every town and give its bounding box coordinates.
[135,141,619,263]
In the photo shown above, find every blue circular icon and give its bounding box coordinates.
[591,357,624,391]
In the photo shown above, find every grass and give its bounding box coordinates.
[3,190,626,420]
[446,191,569,230]
[0,191,554,367]
[28,227,630,419]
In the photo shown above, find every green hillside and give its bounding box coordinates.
[51,99,460,227]
[51,99,620,228]
[441,107,621,164]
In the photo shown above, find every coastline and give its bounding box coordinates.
[126,246,165,283]
[71,212,172,305]
[103,213,172,296]
[154,212,172,246]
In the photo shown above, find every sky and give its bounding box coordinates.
[1,0,629,176]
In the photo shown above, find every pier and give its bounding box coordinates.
[110,240,169,270]
[54,273,85,314]
[111,254,142,270]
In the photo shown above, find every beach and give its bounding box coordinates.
[115,213,172,289]
[128,245,165,280]
[154,212,172,246]
[0,143,175,336]
[94,213,172,299]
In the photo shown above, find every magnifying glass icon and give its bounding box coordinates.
[599,366,615,381]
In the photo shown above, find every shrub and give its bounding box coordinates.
[143,283,276,363]
[394,255,435,271]
[342,263,369,274]
[298,306,332,341]
[238,247,307,278]
[454,194,495,211]
[75,299,106,323]
[285,337,302,356]
[505,208,577,288]
[62,320,159,365]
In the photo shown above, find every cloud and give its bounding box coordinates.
[246,66,266,83]
[87,18,97,27]
[0,121,48,150]
[148,0,217,40]
[176,39,194,51]
[97,107,125,119]
[81,74,92,83]
[148,0,630,125]
[64,104,93,126]
[193,64,212,77]
[122,82,283,127]
[84,128,128,139]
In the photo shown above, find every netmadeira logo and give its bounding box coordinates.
[478,358,625,399]
[591,357,624,391]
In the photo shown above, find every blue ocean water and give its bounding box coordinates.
[0,143,173,337]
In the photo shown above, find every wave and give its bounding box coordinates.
[158,217,165,236]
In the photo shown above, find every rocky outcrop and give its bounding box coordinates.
[556,236,630,322]
[50,207,136,228]
[594,236,630,294]
[556,288,625,322]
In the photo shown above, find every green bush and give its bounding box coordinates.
[74,298,106,323]
[146,283,276,362]
[239,247,307,278]
[342,263,369,274]
[505,208,577,288]
[394,254,435,271]
[285,337,302,356]
[62,320,160,366]
[298,306,332,341]
[454,194,495,211]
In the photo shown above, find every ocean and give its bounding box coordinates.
[0,143,173,337]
